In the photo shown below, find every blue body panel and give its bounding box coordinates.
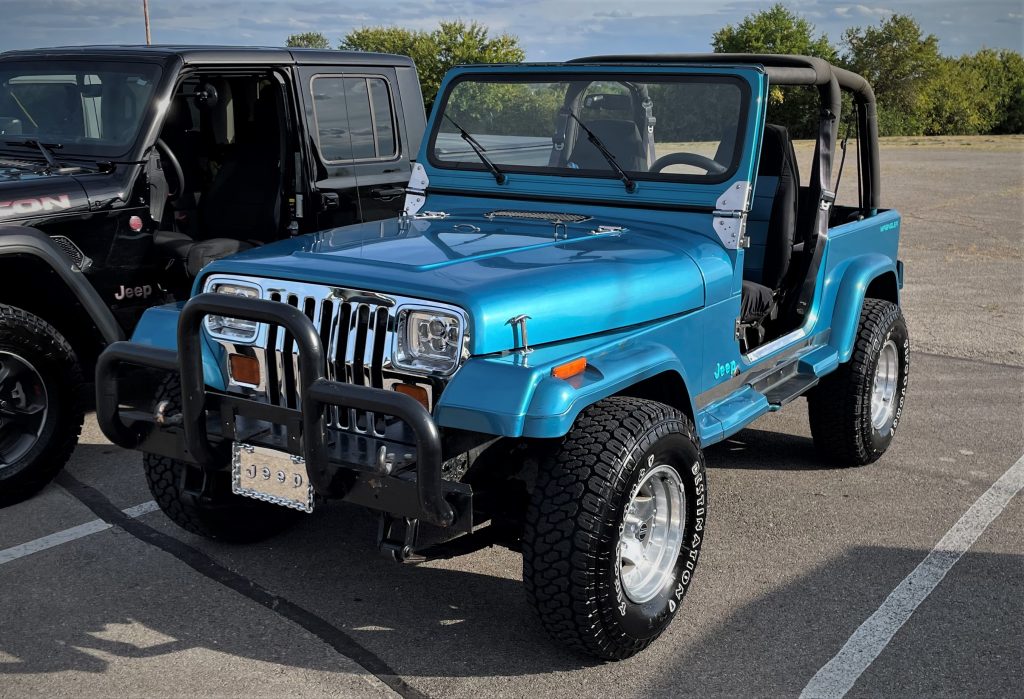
[130,302,226,390]
[127,62,903,449]
[195,211,717,355]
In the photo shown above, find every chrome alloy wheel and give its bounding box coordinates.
[617,464,686,604]
[0,351,48,470]
[871,340,899,430]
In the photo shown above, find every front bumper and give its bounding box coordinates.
[95,293,468,530]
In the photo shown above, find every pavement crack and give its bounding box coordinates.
[55,471,428,699]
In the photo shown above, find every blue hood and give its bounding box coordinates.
[202,214,711,354]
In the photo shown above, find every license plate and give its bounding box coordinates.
[232,443,314,513]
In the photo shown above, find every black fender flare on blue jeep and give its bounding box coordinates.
[0,225,123,505]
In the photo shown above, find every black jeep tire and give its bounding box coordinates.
[143,376,302,543]
[808,298,910,466]
[0,304,85,507]
[522,397,707,660]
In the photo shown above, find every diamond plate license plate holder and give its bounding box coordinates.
[232,443,314,513]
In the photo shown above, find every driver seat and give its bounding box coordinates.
[155,91,283,277]
[568,119,646,171]
[740,123,800,332]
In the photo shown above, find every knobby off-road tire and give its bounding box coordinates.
[143,376,301,543]
[522,397,707,660]
[808,298,910,466]
[0,304,84,506]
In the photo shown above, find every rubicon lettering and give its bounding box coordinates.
[0,194,73,218]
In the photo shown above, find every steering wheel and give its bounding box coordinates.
[649,152,728,176]
[154,138,185,202]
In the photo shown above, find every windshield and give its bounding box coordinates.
[430,73,748,185]
[0,60,161,158]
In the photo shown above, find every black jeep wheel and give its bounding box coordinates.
[0,304,84,507]
[522,397,707,660]
[808,298,910,465]
[143,377,301,543]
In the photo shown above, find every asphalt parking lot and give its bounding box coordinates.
[1,140,1022,697]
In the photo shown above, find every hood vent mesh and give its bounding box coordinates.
[483,210,591,224]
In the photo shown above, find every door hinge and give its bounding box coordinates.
[713,209,748,250]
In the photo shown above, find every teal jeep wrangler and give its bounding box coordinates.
[96,54,908,659]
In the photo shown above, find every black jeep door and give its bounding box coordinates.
[297,66,412,230]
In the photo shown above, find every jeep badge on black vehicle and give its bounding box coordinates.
[0,46,426,504]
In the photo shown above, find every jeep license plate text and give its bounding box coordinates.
[232,443,314,513]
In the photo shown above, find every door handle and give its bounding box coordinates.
[321,192,340,210]
[369,186,406,200]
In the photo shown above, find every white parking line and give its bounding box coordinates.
[800,454,1024,699]
[0,499,159,567]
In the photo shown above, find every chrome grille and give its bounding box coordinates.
[265,287,393,436]
[204,275,468,440]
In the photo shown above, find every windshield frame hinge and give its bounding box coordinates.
[713,180,752,250]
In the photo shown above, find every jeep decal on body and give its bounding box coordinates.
[0,194,72,217]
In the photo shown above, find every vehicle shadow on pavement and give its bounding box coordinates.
[707,427,832,471]
[0,442,601,678]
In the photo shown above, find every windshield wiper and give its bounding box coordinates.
[3,139,63,172]
[566,111,636,193]
[443,115,507,185]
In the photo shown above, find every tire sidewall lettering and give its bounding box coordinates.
[607,426,705,639]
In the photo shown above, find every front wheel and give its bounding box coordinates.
[808,298,910,465]
[0,305,84,506]
[522,397,707,660]
[143,377,301,543]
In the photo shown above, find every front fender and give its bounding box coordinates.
[434,317,697,439]
[828,253,898,364]
[0,225,123,344]
[130,302,226,390]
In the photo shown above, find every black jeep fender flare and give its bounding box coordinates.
[0,225,124,345]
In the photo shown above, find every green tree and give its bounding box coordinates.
[964,49,1024,134]
[712,4,838,137]
[341,20,525,108]
[285,32,331,49]
[842,15,942,135]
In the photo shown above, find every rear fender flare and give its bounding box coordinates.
[829,253,899,364]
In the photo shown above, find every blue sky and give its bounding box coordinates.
[0,0,1021,59]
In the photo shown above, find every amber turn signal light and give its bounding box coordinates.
[228,353,261,385]
[394,382,430,410]
[551,357,587,380]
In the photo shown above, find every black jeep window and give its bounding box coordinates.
[0,60,161,157]
[430,74,747,184]
[312,76,397,163]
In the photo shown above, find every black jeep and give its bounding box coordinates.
[0,46,425,504]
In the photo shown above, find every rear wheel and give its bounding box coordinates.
[143,376,301,542]
[522,397,706,660]
[808,298,910,465]
[0,305,84,506]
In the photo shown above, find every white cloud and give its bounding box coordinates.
[0,0,1019,58]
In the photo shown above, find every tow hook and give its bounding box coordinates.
[378,514,422,563]
[153,400,183,427]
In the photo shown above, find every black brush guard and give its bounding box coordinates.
[95,293,463,529]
